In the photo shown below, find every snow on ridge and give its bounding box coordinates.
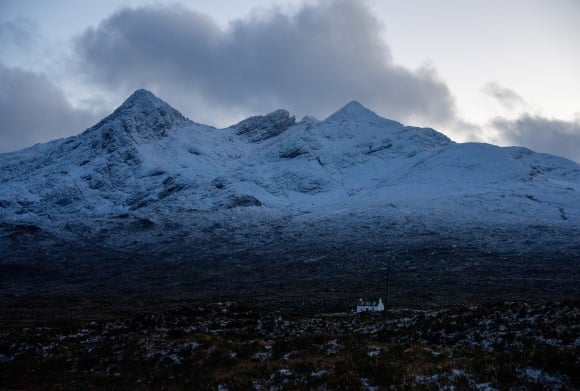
[324,100,402,128]
[230,109,296,142]
[0,90,578,230]
[84,88,193,141]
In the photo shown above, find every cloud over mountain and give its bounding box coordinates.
[74,0,455,125]
[0,64,98,153]
[492,114,580,163]
[483,82,525,110]
[481,82,580,163]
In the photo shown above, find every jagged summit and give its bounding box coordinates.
[113,89,190,125]
[89,89,192,141]
[111,89,178,119]
[120,88,162,106]
[325,100,402,128]
[232,109,296,142]
[327,100,374,119]
[339,100,368,112]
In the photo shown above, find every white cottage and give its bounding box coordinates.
[356,298,384,313]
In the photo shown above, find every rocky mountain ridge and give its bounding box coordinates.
[0,89,579,261]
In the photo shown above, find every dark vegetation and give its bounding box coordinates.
[0,301,578,389]
[1,236,578,318]
[0,218,578,388]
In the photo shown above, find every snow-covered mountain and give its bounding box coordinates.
[1,89,579,259]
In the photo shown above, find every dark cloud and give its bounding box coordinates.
[75,0,455,125]
[483,82,525,110]
[0,64,98,153]
[483,82,579,163]
[0,18,46,68]
[492,114,580,163]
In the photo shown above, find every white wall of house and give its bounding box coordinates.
[356,298,384,313]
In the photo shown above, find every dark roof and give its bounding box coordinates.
[357,299,381,306]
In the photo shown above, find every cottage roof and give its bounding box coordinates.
[357,299,382,307]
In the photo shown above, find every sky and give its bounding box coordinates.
[1,0,579,162]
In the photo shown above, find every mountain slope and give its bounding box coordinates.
[0,90,578,261]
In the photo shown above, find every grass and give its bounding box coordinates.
[0,300,577,389]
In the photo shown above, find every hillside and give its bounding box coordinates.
[0,89,578,306]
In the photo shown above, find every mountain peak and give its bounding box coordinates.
[93,89,192,140]
[326,100,382,122]
[336,100,373,115]
[342,100,367,111]
[124,88,159,102]
[324,101,403,130]
[115,89,173,114]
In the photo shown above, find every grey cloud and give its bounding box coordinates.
[483,82,525,110]
[0,18,37,48]
[0,64,99,153]
[492,114,580,163]
[75,0,455,125]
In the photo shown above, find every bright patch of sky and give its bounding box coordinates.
[375,0,580,125]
